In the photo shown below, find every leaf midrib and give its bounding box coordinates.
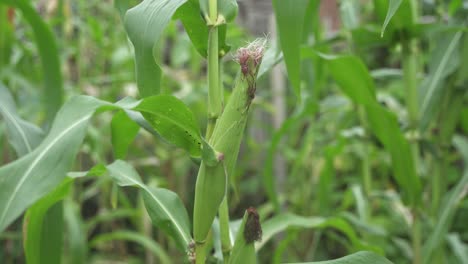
[110,169,191,245]
[0,114,92,226]
[420,32,462,114]
[0,104,33,153]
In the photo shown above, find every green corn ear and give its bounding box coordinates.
[193,39,266,244]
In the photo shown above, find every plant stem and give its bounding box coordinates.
[412,211,422,264]
[209,0,217,22]
[402,40,419,129]
[358,106,371,196]
[402,23,421,264]
[195,1,222,263]
[206,1,222,139]
[206,1,232,262]
[206,27,221,139]
[195,242,207,264]
[219,198,232,263]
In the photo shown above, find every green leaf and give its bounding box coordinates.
[423,135,468,263]
[380,0,402,37]
[24,180,71,264]
[111,110,140,159]
[322,54,421,205]
[0,0,63,123]
[0,83,44,157]
[0,96,110,232]
[114,0,138,21]
[107,160,192,250]
[0,84,63,264]
[288,251,393,264]
[419,31,463,131]
[64,200,87,264]
[201,138,220,167]
[133,94,202,157]
[199,0,238,24]
[0,94,196,232]
[175,0,209,57]
[257,213,376,252]
[175,0,230,58]
[0,5,14,67]
[273,0,309,97]
[375,0,414,35]
[320,54,376,104]
[218,0,238,23]
[123,0,187,97]
[447,233,468,263]
[89,231,171,264]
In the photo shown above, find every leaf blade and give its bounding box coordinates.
[133,94,202,157]
[0,83,44,156]
[107,160,192,250]
[290,251,393,264]
[124,0,187,97]
[273,0,309,97]
[380,0,403,37]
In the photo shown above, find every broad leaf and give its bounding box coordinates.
[0,83,44,157]
[419,31,463,131]
[111,110,140,159]
[375,0,414,35]
[24,180,71,264]
[0,96,109,232]
[290,251,393,264]
[107,160,192,250]
[0,84,64,264]
[273,0,309,97]
[0,94,200,232]
[114,0,138,21]
[447,233,468,264]
[175,0,230,58]
[123,0,187,97]
[64,200,87,264]
[380,0,402,37]
[0,0,63,123]
[134,94,202,157]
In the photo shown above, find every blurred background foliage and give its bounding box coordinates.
[0,0,467,263]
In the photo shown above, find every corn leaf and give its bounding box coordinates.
[0,0,63,123]
[134,95,202,158]
[107,160,192,250]
[123,0,187,97]
[0,94,200,232]
[0,83,44,157]
[111,110,140,159]
[272,0,309,98]
[289,251,393,264]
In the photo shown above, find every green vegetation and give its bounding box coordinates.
[0,0,467,263]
